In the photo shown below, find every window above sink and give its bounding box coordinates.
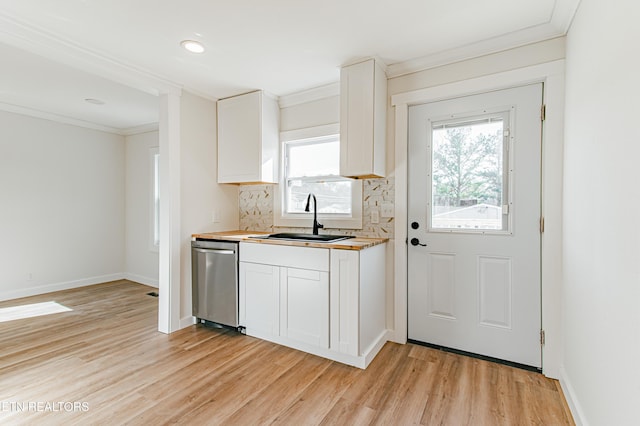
[274,124,363,230]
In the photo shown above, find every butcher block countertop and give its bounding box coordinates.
[192,230,387,251]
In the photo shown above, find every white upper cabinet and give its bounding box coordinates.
[217,90,279,184]
[340,59,387,178]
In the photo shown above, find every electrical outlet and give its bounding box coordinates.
[381,202,394,218]
[212,210,220,223]
[371,209,380,224]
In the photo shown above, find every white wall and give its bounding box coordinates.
[562,1,640,424]
[125,130,159,287]
[0,111,125,300]
[280,95,339,131]
[179,91,239,322]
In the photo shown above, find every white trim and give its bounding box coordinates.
[539,70,566,379]
[392,104,409,345]
[341,56,388,71]
[278,82,340,109]
[392,60,565,106]
[386,0,580,79]
[0,102,160,136]
[280,123,340,142]
[0,273,125,302]
[0,102,124,134]
[122,122,159,136]
[244,328,390,369]
[158,93,182,334]
[0,11,181,97]
[559,366,587,426]
[551,0,583,33]
[388,37,566,80]
[123,273,159,288]
[392,60,565,379]
[180,315,197,328]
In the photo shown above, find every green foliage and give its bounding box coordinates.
[432,124,502,207]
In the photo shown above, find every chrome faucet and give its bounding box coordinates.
[304,193,324,235]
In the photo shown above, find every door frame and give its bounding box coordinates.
[391,60,565,378]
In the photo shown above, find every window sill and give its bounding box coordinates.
[274,214,362,230]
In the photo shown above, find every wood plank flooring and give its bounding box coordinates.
[0,280,574,425]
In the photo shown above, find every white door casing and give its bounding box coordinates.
[407,84,542,368]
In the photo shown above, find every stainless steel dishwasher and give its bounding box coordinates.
[191,239,239,328]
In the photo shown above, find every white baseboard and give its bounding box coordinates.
[180,315,196,329]
[123,272,159,288]
[387,327,407,344]
[0,273,126,302]
[559,365,588,426]
[363,330,393,367]
[245,328,391,369]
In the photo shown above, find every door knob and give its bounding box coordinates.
[411,221,420,229]
[410,238,427,247]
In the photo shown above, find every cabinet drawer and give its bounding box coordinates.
[240,242,329,271]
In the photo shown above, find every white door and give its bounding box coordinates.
[407,84,542,368]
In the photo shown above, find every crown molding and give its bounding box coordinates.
[278,82,340,109]
[551,0,582,33]
[0,101,124,134]
[386,0,580,79]
[387,29,565,79]
[121,122,160,136]
[340,56,388,72]
[180,86,218,103]
[0,101,161,136]
[0,11,182,97]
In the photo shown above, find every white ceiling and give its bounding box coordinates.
[0,0,580,133]
[0,42,159,132]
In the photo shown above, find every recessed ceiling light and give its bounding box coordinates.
[180,40,205,54]
[84,98,105,105]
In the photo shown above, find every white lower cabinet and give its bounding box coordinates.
[280,267,329,348]
[330,244,386,358]
[239,241,386,368]
[239,262,280,336]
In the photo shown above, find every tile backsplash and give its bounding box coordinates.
[239,177,394,239]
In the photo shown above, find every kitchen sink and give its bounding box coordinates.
[263,233,354,243]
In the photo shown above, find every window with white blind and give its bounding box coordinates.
[275,125,362,229]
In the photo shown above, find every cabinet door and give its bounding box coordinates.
[217,91,279,183]
[280,267,329,348]
[239,262,280,336]
[217,91,262,183]
[330,250,360,355]
[340,59,386,178]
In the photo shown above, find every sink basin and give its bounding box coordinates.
[263,233,354,243]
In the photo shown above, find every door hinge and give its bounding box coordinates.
[541,104,546,121]
[540,217,545,233]
[540,330,546,346]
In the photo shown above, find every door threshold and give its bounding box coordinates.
[408,339,541,373]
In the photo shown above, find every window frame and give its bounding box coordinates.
[427,108,513,235]
[274,124,362,230]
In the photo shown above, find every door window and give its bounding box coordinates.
[429,112,510,232]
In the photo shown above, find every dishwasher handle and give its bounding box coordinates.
[192,248,236,255]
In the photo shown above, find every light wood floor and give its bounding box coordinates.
[0,280,574,425]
